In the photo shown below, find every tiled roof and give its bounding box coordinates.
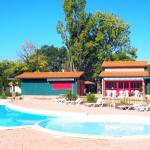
[99,71,149,77]
[102,61,148,68]
[16,72,84,79]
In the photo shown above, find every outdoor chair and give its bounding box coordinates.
[118,90,124,98]
[117,104,132,110]
[127,104,144,111]
[85,98,105,107]
[134,90,141,98]
[106,90,112,97]
[144,104,150,112]
[65,97,83,105]
[124,90,129,98]
[53,97,67,103]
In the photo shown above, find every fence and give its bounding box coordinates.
[103,97,150,106]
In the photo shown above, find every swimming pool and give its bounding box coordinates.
[1,104,150,138]
[0,105,52,127]
[38,115,150,138]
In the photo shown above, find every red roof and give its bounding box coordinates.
[16,72,84,79]
[102,61,148,68]
[99,71,149,77]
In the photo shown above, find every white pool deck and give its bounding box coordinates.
[1,99,150,149]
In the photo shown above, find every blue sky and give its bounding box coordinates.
[0,0,150,63]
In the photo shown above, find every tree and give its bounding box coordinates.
[89,12,137,78]
[57,0,137,80]
[39,45,67,71]
[0,60,26,96]
[57,0,88,71]
[18,41,49,71]
[147,64,150,72]
[18,41,36,64]
[0,75,8,97]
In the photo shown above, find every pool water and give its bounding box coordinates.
[39,118,150,137]
[1,105,150,138]
[0,105,51,127]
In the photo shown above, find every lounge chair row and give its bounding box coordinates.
[53,97,84,105]
[118,104,150,112]
[53,96,150,112]
[53,97,106,108]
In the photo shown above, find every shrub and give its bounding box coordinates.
[1,91,7,99]
[16,92,21,96]
[118,99,127,105]
[86,93,96,103]
[65,91,77,101]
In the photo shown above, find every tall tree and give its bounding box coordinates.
[57,0,137,80]
[57,0,88,71]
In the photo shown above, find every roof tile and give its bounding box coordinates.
[16,72,84,79]
[102,61,148,68]
[99,71,149,77]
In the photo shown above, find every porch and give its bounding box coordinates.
[102,78,145,97]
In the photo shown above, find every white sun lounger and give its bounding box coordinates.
[66,98,84,105]
[53,97,66,103]
[85,98,105,107]
[127,104,144,111]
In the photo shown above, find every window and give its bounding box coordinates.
[52,82,72,90]
[130,81,142,89]
[105,81,116,89]
[124,82,129,89]
[118,82,123,88]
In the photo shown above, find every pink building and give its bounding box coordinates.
[99,61,150,97]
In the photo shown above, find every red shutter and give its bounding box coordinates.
[52,82,72,90]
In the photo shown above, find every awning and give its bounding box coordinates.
[84,81,95,85]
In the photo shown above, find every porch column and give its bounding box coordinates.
[102,79,104,96]
[142,79,145,96]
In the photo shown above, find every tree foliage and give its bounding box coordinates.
[39,45,67,71]
[18,41,49,72]
[57,0,137,80]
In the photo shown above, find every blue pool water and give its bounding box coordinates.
[39,119,150,137]
[1,105,150,137]
[0,105,51,127]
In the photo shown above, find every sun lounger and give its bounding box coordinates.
[117,105,131,110]
[144,105,150,111]
[53,97,66,103]
[127,104,144,111]
[85,98,105,107]
[66,98,84,105]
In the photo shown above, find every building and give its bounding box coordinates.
[16,72,85,96]
[99,61,150,97]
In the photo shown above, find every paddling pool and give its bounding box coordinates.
[1,103,150,138]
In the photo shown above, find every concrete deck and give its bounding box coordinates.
[1,99,150,150]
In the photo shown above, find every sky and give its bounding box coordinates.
[0,0,150,63]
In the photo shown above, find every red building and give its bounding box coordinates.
[99,61,150,97]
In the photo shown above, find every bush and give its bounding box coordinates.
[86,93,96,103]
[118,99,127,105]
[1,91,7,99]
[65,91,77,101]
[16,92,21,96]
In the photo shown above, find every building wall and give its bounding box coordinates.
[105,68,145,72]
[21,79,78,95]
